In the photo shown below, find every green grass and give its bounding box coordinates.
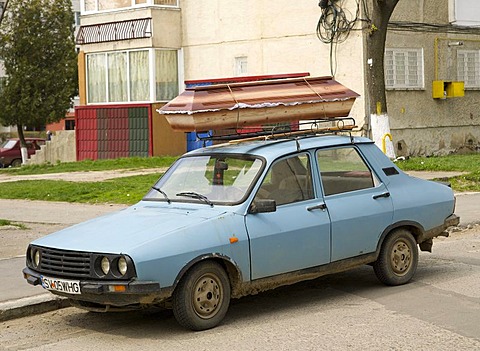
[0,156,174,205]
[446,171,480,192]
[0,154,478,205]
[0,156,177,175]
[395,154,480,172]
[0,219,28,229]
[0,174,162,205]
[395,154,480,192]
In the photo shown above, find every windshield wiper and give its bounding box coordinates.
[151,186,171,203]
[176,191,213,207]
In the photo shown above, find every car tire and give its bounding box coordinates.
[373,229,418,286]
[173,261,231,331]
[11,159,22,167]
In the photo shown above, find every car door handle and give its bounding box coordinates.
[373,192,390,200]
[307,203,327,211]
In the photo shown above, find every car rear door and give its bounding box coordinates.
[316,146,394,262]
[245,153,331,280]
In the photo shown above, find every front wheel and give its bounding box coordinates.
[373,229,418,286]
[173,261,231,331]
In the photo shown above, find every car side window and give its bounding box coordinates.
[317,147,377,196]
[255,154,314,206]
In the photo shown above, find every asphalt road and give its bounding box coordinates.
[1,226,479,350]
[0,196,479,350]
[0,171,478,350]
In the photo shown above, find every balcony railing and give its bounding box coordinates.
[76,18,152,45]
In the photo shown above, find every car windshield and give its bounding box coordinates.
[0,140,17,149]
[144,155,264,205]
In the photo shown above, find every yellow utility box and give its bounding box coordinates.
[446,81,465,97]
[432,80,465,99]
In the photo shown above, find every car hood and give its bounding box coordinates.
[31,202,228,253]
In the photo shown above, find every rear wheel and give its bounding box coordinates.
[11,159,22,167]
[373,229,418,286]
[173,261,230,331]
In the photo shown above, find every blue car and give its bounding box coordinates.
[23,134,459,330]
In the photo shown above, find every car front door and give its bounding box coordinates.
[245,153,331,280]
[316,146,394,262]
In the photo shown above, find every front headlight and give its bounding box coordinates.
[101,256,110,275]
[32,249,40,268]
[92,253,136,279]
[118,257,128,276]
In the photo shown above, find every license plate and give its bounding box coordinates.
[41,275,81,295]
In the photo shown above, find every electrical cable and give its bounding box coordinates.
[389,21,480,35]
[315,1,480,76]
[316,0,371,76]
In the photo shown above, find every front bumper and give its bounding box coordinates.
[23,267,170,307]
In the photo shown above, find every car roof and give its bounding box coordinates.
[186,135,374,161]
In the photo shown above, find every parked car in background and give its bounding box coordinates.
[23,132,459,330]
[0,138,46,167]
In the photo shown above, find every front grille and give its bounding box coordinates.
[39,247,91,278]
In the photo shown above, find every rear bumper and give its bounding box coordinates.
[23,267,170,307]
[418,214,460,244]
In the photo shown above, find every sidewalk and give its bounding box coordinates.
[0,171,478,322]
[0,200,126,322]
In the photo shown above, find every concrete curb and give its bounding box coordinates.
[0,294,69,322]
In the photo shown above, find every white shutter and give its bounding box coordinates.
[385,48,424,89]
[457,50,480,88]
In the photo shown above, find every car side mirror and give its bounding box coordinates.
[249,199,277,214]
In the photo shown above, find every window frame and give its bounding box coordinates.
[385,48,425,90]
[235,56,248,76]
[80,0,179,15]
[255,153,314,207]
[316,146,380,197]
[85,48,180,105]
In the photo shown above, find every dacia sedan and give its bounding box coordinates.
[23,135,459,330]
[0,138,45,167]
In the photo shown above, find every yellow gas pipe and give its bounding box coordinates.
[382,133,392,154]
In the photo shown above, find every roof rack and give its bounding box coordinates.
[195,117,357,143]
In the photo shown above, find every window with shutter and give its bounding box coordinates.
[457,50,480,88]
[385,48,424,89]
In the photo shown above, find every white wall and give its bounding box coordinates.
[180,0,366,125]
[449,0,480,26]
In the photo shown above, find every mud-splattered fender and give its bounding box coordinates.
[172,253,244,296]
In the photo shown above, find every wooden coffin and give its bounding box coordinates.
[158,76,359,132]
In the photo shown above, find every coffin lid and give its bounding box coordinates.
[159,76,359,116]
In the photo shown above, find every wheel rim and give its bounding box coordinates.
[390,239,412,276]
[192,273,223,319]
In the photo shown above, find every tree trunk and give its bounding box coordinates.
[364,0,399,158]
[16,124,28,165]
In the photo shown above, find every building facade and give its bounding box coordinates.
[385,0,480,156]
[76,0,480,159]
